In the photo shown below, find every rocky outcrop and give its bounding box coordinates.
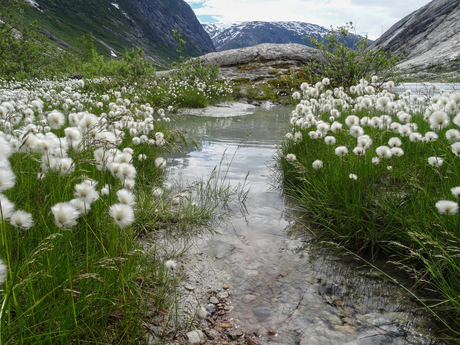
[370,0,460,71]
[199,43,326,67]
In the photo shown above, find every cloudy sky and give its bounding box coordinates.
[185,0,432,40]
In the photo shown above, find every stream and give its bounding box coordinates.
[168,105,447,345]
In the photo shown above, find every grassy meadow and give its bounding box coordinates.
[279,78,460,338]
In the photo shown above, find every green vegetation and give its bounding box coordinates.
[305,22,401,88]
[278,81,460,340]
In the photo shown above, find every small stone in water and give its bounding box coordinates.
[218,323,233,328]
[223,284,230,289]
[218,291,229,299]
[267,329,277,336]
[209,296,219,304]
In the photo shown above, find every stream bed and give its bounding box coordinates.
[168,105,448,345]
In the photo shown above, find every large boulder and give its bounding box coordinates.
[199,43,326,67]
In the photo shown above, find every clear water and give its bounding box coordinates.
[168,106,448,345]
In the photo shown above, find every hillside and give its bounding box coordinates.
[202,21,371,52]
[21,0,215,67]
[370,0,460,72]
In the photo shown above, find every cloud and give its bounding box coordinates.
[185,0,431,39]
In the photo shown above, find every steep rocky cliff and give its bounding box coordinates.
[21,0,215,66]
[370,0,460,72]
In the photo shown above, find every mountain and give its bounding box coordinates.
[21,0,215,67]
[370,0,460,72]
[202,21,371,52]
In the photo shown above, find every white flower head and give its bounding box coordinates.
[451,187,460,199]
[0,259,6,285]
[51,202,80,228]
[109,203,135,228]
[335,146,348,157]
[10,210,34,230]
[428,156,444,167]
[435,200,458,215]
[152,187,164,198]
[0,168,15,192]
[349,173,358,180]
[312,160,323,169]
[165,260,176,270]
[117,189,136,207]
[285,153,296,162]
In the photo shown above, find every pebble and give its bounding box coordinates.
[227,328,243,340]
[218,323,233,328]
[218,291,229,299]
[204,328,219,340]
[185,285,195,291]
[205,303,217,314]
[252,306,272,322]
[223,284,230,289]
[186,330,206,344]
[209,296,219,304]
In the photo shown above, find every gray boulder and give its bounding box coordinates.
[199,43,326,67]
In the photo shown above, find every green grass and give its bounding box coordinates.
[277,82,460,340]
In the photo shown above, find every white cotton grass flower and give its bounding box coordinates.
[117,189,136,207]
[165,259,177,270]
[285,133,293,140]
[409,132,423,142]
[101,184,110,196]
[47,110,66,129]
[376,146,393,159]
[0,193,15,220]
[109,203,135,228]
[0,168,15,192]
[115,163,137,181]
[286,153,296,162]
[74,181,99,204]
[349,125,364,138]
[425,131,439,142]
[312,160,323,169]
[390,147,404,157]
[10,210,34,230]
[349,174,358,180]
[429,110,450,130]
[51,202,80,228]
[138,153,147,161]
[69,198,91,215]
[446,129,460,142]
[372,157,380,165]
[345,115,359,127]
[0,135,13,159]
[155,157,166,168]
[335,146,348,157]
[324,136,336,145]
[388,137,402,148]
[452,142,460,156]
[353,147,365,156]
[0,258,6,285]
[331,121,343,133]
[451,187,460,198]
[428,157,444,167]
[435,200,458,215]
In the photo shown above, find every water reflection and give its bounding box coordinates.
[168,106,447,345]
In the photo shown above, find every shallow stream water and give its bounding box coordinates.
[168,105,448,345]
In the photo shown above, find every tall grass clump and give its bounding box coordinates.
[0,75,227,343]
[277,78,460,338]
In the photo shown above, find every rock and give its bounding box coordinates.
[205,303,217,314]
[209,296,219,304]
[204,328,219,340]
[253,306,272,322]
[227,328,243,340]
[370,0,460,72]
[186,330,206,344]
[334,325,357,335]
[243,294,257,302]
[185,285,195,291]
[200,43,326,67]
[217,291,229,299]
[218,323,233,328]
[247,338,261,345]
[223,284,230,289]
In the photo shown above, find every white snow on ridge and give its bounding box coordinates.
[24,0,43,12]
[111,3,120,9]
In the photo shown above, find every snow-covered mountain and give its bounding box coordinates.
[202,21,369,52]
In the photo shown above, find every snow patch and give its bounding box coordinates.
[111,50,117,58]
[111,2,119,9]
[24,0,43,12]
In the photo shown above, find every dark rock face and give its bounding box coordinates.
[122,0,215,59]
[370,0,460,71]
